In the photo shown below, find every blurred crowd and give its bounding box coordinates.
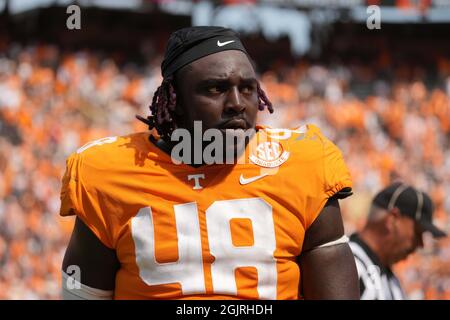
[0,43,449,299]
[258,54,450,299]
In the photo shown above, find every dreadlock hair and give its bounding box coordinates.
[257,82,274,114]
[137,78,274,140]
[136,76,177,141]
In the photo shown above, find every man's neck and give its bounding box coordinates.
[150,135,240,168]
[359,228,390,268]
[150,130,256,167]
[152,136,173,154]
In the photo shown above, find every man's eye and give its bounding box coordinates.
[207,85,226,94]
[208,86,220,93]
[241,85,255,94]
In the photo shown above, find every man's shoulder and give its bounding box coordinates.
[257,123,331,144]
[349,234,378,269]
[73,132,149,159]
[256,123,339,161]
[66,132,151,173]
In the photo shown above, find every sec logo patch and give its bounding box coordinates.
[249,141,290,168]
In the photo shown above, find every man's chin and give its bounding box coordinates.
[394,251,414,264]
[219,128,248,135]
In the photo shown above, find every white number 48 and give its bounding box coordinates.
[131,198,278,299]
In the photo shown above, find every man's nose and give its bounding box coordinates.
[224,87,245,114]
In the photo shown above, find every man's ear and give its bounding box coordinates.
[174,99,185,131]
[385,207,401,233]
[173,88,184,117]
[389,207,402,218]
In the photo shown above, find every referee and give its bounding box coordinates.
[349,182,447,300]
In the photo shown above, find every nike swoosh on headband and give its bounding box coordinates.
[217,40,235,47]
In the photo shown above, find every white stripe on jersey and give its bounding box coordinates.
[349,240,406,300]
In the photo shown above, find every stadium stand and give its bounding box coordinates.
[0,2,448,299]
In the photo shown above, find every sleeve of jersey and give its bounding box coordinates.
[323,138,353,200]
[60,153,114,249]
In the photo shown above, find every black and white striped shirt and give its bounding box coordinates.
[349,233,406,300]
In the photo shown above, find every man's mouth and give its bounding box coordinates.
[220,118,247,130]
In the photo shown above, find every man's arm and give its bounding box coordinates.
[62,217,120,298]
[298,197,359,299]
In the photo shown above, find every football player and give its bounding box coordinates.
[60,26,359,299]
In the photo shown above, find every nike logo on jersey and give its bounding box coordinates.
[217,40,235,47]
[239,173,269,185]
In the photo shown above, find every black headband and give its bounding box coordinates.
[161,27,249,79]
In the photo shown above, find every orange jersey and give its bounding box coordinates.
[60,124,352,299]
